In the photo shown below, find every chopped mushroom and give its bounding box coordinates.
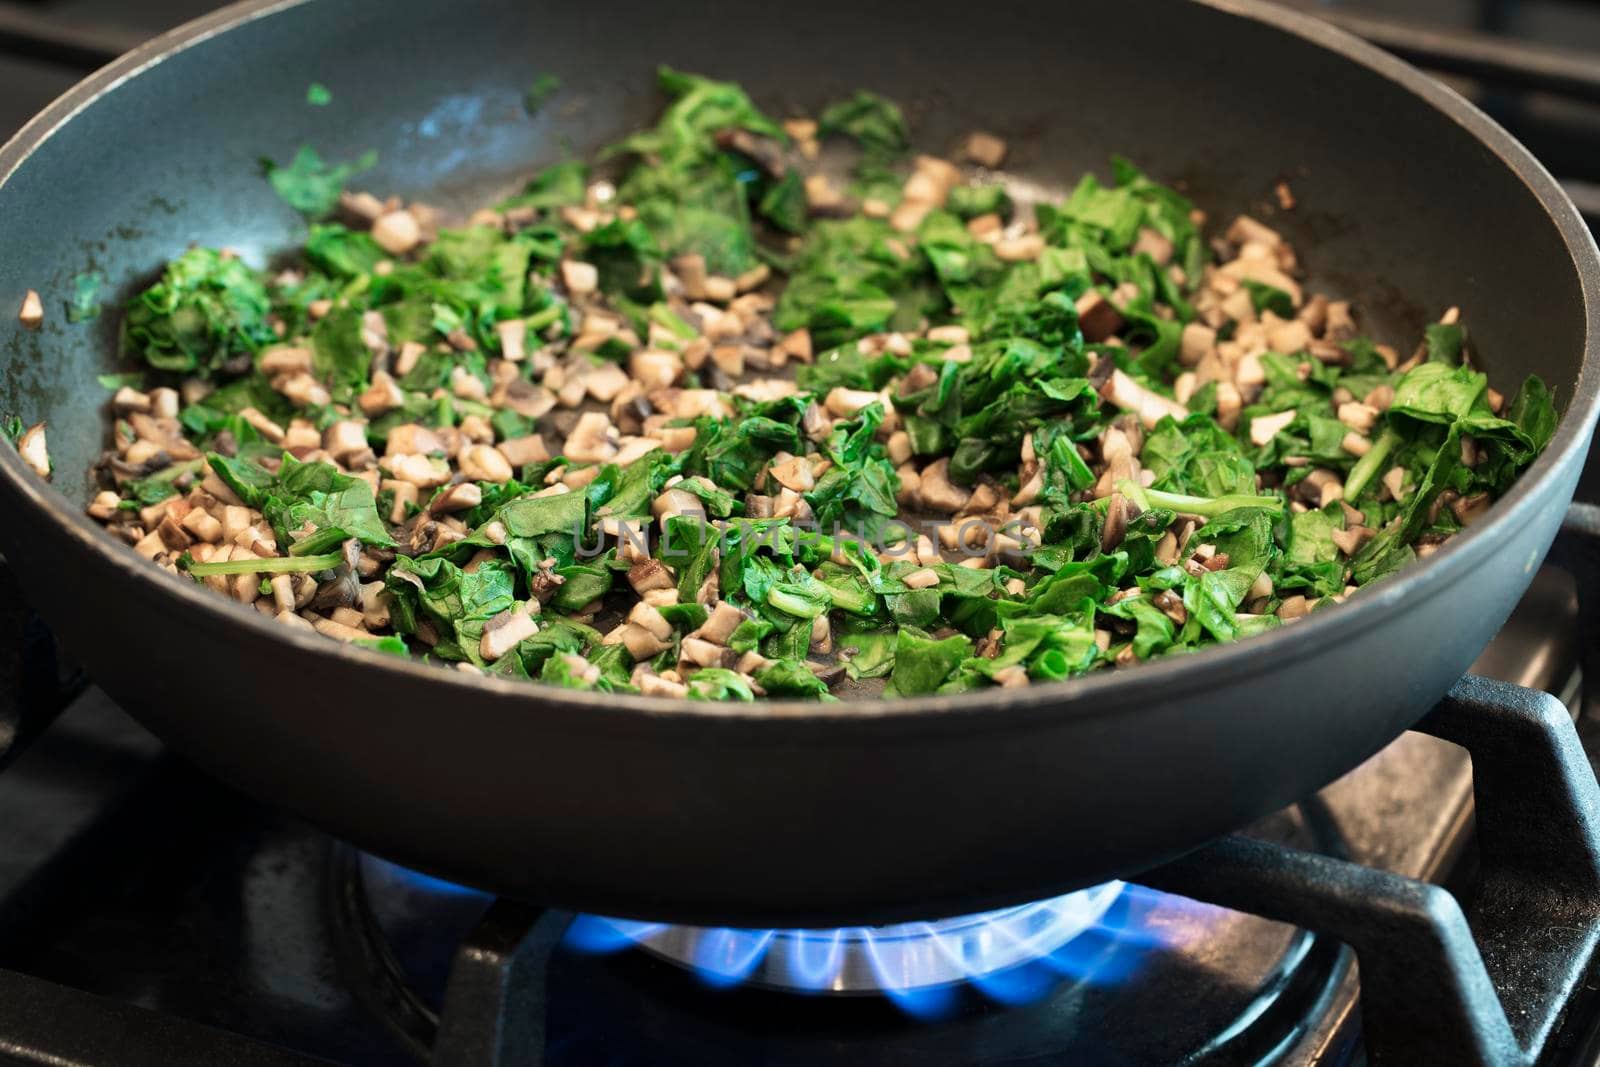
[1103,369,1188,429]
[1249,409,1297,447]
[18,290,43,329]
[692,601,745,645]
[1075,291,1125,343]
[480,605,538,661]
[371,210,422,255]
[15,423,48,477]
[917,458,972,514]
[562,412,618,464]
[961,131,1008,168]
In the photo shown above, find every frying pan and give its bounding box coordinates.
[0,0,1596,928]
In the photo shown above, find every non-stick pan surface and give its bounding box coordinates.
[0,0,1595,926]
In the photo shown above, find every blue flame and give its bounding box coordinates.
[365,856,1216,1018]
[560,878,1219,1016]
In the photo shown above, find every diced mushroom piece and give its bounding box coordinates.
[1302,468,1344,508]
[627,559,676,596]
[321,420,369,464]
[630,349,682,391]
[1179,322,1216,367]
[621,624,671,660]
[1452,493,1492,525]
[890,198,934,233]
[493,435,547,471]
[359,371,406,417]
[112,386,153,414]
[239,407,286,443]
[1219,255,1302,307]
[767,454,815,493]
[371,210,422,255]
[1337,401,1379,434]
[1249,408,1297,447]
[88,490,121,520]
[450,366,488,403]
[430,482,483,514]
[259,345,314,376]
[824,387,881,418]
[989,664,1029,688]
[180,508,223,543]
[612,437,660,467]
[1330,525,1376,556]
[379,480,416,524]
[480,605,538,662]
[15,423,48,477]
[584,362,630,403]
[391,341,426,379]
[458,414,495,445]
[1226,215,1283,248]
[560,260,598,296]
[1382,466,1408,502]
[918,458,972,514]
[994,235,1044,262]
[638,671,688,698]
[18,290,43,329]
[1341,431,1371,457]
[1267,318,1312,354]
[628,601,674,642]
[384,423,447,458]
[691,600,746,645]
[1324,301,1357,341]
[358,581,391,629]
[1277,595,1313,621]
[903,568,940,590]
[495,319,527,361]
[1103,369,1189,430]
[1075,290,1125,342]
[1132,227,1174,266]
[276,372,331,408]
[700,275,737,302]
[652,486,704,527]
[1214,382,1243,431]
[1101,493,1132,551]
[562,412,618,464]
[382,453,452,488]
[339,190,386,224]
[960,131,1008,167]
[902,154,962,207]
[804,174,849,215]
[679,637,726,669]
[779,329,813,364]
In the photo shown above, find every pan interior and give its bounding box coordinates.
[0,0,1586,515]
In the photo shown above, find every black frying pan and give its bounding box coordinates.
[0,0,1596,928]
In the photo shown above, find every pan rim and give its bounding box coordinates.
[0,0,1596,728]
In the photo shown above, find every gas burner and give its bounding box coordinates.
[563,881,1125,997]
[327,801,1351,1062]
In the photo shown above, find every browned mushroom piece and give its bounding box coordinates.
[1075,290,1125,343]
[1101,493,1131,552]
[917,458,972,514]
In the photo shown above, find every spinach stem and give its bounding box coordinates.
[1099,484,1284,518]
[185,550,343,577]
[1343,428,1400,501]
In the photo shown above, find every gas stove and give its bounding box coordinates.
[5,2,1600,1065]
